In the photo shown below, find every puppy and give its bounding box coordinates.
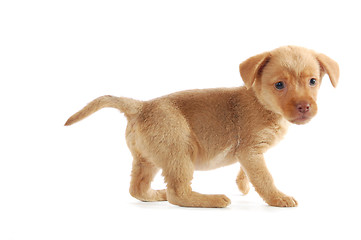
[65,46,339,208]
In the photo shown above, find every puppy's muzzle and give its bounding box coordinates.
[296,101,310,114]
[290,100,316,125]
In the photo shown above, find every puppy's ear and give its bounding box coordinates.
[239,52,271,89]
[316,53,340,88]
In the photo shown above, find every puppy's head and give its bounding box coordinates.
[239,46,339,125]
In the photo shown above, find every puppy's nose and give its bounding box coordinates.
[296,102,310,113]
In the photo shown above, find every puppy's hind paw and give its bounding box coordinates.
[214,194,232,208]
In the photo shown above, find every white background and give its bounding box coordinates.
[1,0,360,239]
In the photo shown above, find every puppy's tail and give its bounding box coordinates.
[64,95,142,126]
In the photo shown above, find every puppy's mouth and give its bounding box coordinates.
[283,102,317,125]
[289,115,312,125]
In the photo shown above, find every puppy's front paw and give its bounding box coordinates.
[266,193,298,207]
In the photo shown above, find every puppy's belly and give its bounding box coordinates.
[194,146,237,171]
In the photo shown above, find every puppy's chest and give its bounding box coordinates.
[193,118,289,171]
[249,118,290,150]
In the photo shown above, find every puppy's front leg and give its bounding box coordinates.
[239,151,298,207]
[236,167,250,195]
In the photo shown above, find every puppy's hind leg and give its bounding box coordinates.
[163,157,231,208]
[129,153,167,202]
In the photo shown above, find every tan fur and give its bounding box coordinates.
[65,46,339,208]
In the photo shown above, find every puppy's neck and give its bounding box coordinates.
[244,87,289,129]
[237,87,289,150]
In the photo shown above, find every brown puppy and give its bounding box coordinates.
[65,46,339,208]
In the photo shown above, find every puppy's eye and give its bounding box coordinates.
[275,81,285,90]
[309,78,317,86]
